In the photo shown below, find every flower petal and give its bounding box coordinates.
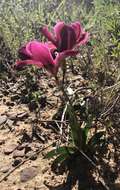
[23,41,55,66]
[40,26,57,46]
[71,22,82,40]
[45,42,58,60]
[54,21,65,42]
[55,49,79,69]
[57,25,76,51]
[15,60,44,69]
[53,49,79,74]
[77,32,90,45]
[16,41,58,75]
[18,44,32,60]
[45,41,56,50]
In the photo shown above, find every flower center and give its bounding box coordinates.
[52,49,58,59]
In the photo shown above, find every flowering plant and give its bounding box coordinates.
[16,21,89,79]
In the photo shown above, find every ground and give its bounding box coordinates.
[0,66,120,190]
[0,71,85,190]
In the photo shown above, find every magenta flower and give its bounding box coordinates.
[40,21,89,52]
[15,40,78,76]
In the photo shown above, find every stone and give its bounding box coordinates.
[13,149,25,158]
[6,119,14,127]
[7,112,17,120]
[0,115,7,125]
[12,158,22,167]
[17,143,29,150]
[20,167,38,182]
[4,144,17,155]
[0,164,11,173]
[17,112,29,120]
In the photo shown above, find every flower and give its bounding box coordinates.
[15,40,78,75]
[40,21,89,52]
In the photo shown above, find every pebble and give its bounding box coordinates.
[12,158,22,167]
[6,119,14,127]
[0,164,11,173]
[7,112,17,120]
[20,167,38,182]
[0,115,7,125]
[17,112,29,119]
[17,143,29,150]
[13,149,25,158]
[4,144,17,155]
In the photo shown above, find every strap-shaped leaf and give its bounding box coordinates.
[82,117,93,146]
[67,104,82,148]
[45,146,75,159]
[53,153,68,165]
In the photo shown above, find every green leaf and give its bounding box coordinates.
[53,153,68,165]
[82,118,93,146]
[45,146,75,159]
[82,126,89,146]
[67,104,82,148]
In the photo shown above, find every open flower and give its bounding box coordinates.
[15,40,78,76]
[40,21,89,52]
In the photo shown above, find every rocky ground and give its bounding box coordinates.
[0,69,85,190]
[0,66,120,190]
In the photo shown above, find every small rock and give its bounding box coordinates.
[12,158,22,167]
[0,115,7,125]
[20,167,38,182]
[13,149,25,158]
[4,144,17,155]
[6,119,14,127]
[7,112,17,120]
[17,112,29,120]
[0,165,11,173]
[17,143,29,150]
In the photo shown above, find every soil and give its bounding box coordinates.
[0,67,120,190]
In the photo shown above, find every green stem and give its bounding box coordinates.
[59,83,83,149]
